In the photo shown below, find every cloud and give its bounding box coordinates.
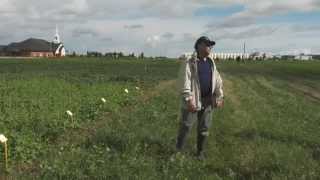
[161,32,174,40]
[100,37,113,41]
[0,33,13,42]
[72,28,99,38]
[207,13,255,29]
[145,35,161,48]
[206,0,320,30]
[290,24,320,33]
[124,24,144,29]
[0,0,15,15]
[64,0,89,14]
[0,0,319,57]
[214,26,278,40]
[138,0,196,18]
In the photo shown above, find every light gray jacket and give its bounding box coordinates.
[178,52,224,111]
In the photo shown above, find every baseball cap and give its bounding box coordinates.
[194,36,216,50]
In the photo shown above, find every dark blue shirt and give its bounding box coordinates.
[197,58,213,97]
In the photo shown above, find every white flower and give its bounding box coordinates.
[101,98,106,103]
[0,134,7,143]
[66,110,73,117]
[135,87,140,90]
[124,89,129,93]
[106,147,111,152]
[170,156,175,162]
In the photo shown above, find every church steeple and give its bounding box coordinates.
[53,25,60,44]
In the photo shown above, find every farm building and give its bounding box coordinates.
[249,52,274,60]
[312,54,320,60]
[214,53,249,60]
[294,54,313,61]
[179,52,250,61]
[0,26,66,57]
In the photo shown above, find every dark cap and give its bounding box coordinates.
[194,36,216,50]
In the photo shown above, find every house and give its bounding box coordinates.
[0,45,6,56]
[0,26,66,57]
[4,38,56,57]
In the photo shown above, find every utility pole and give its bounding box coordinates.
[243,42,246,60]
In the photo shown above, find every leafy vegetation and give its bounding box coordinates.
[0,58,319,179]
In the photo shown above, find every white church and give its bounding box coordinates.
[52,26,66,57]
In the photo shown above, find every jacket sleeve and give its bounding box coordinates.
[178,59,192,101]
[214,69,224,100]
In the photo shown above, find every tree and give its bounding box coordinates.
[236,56,241,63]
[139,52,144,59]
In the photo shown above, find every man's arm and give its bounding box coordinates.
[179,59,192,101]
[178,59,197,112]
[214,70,224,107]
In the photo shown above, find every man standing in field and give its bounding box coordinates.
[176,36,224,159]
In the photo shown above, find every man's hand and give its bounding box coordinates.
[215,99,224,108]
[187,99,197,112]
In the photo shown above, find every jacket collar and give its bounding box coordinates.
[190,52,214,64]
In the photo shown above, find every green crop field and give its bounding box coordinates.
[0,58,319,179]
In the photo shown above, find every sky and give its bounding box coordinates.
[0,0,320,57]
